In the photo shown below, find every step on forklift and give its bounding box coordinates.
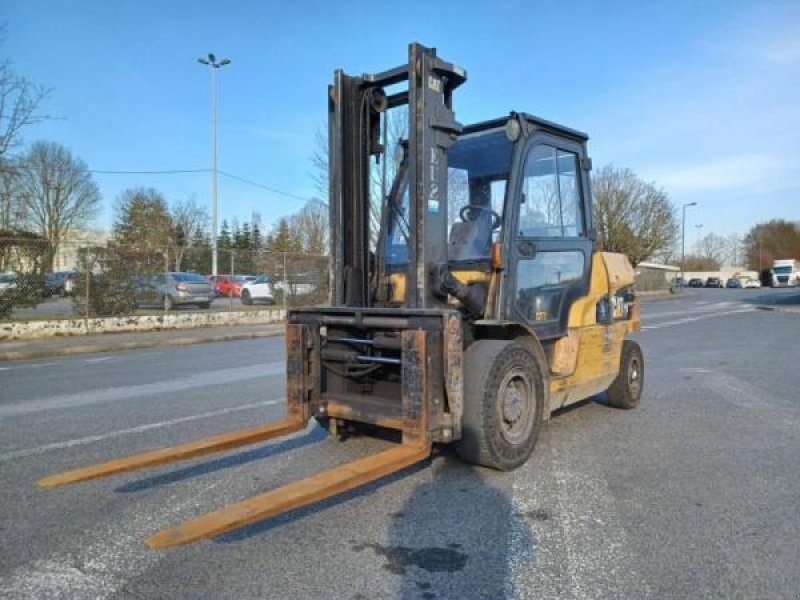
[39,43,643,549]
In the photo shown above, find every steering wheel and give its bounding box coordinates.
[459,204,501,230]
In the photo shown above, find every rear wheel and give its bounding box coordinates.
[456,339,544,471]
[241,289,252,305]
[607,340,644,409]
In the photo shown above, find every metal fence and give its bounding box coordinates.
[0,237,329,322]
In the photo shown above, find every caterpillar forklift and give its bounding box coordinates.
[38,43,643,549]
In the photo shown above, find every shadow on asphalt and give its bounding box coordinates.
[114,426,328,493]
[212,446,530,598]
[376,450,532,599]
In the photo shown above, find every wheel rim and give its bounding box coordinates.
[628,356,642,398]
[496,368,535,445]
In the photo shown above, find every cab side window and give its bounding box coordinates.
[519,144,584,238]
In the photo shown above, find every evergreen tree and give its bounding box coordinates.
[185,228,212,273]
[218,220,232,273]
[251,222,263,252]
[235,221,255,273]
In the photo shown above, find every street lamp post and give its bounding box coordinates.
[681,202,698,286]
[197,53,231,276]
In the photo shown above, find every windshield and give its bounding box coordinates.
[386,128,512,266]
[774,266,793,274]
[172,273,207,283]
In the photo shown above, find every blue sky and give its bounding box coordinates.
[3,0,799,241]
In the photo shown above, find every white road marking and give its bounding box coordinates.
[0,361,284,419]
[506,448,650,599]
[643,301,742,321]
[0,398,282,463]
[642,307,755,330]
[0,475,224,599]
[84,356,115,363]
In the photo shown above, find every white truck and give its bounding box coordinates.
[772,259,800,287]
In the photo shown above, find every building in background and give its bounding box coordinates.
[53,229,110,271]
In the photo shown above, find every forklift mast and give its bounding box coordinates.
[328,42,466,309]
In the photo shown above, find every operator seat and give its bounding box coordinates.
[448,211,494,260]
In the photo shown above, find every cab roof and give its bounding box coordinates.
[462,112,589,143]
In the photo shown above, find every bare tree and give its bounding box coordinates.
[0,157,23,230]
[742,220,800,271]
[18,141,100,269]
[170,197,208,270]
[310,126,328,201]
[694,232,727,267]
[724,233,743,267]
[683,254,721,271]
[290,199,328,255]
[0,51,50,159]
[592,165,678,266]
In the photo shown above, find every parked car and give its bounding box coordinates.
[725,278,742,289]
[229,275,258,298]
[209,275,230,297]
[0,272,17,294]
[45,271,77,296]
[705,277,723,288]
[240,275,276,305]
[688,278,704,288]
[133,272,212,310]
[744,278,761,288]
[212,274,256,297]
[207,275,230,297]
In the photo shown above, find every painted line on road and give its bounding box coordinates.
[0,398,283,463]
[643,302,742,321]
[84,356,115,363]
[642,307,756,330]
[0,361,285,419]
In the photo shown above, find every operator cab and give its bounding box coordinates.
[384,113,594,340]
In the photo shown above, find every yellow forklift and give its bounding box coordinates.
[39,42,643,549]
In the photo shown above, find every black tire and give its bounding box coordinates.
[241,290,252,305]
[456,339,545,471]
[197,302,210,309]
[607,340,644,409]
[163,294,174,311]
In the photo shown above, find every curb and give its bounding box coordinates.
[0,328,285,362]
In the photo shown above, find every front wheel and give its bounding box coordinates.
[607,340,644,409]
[241,289,252,305]
[456,340,545,471]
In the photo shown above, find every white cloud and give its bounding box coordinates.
[642,154,783,192]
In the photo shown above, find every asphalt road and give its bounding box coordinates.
[1,288,799,599]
